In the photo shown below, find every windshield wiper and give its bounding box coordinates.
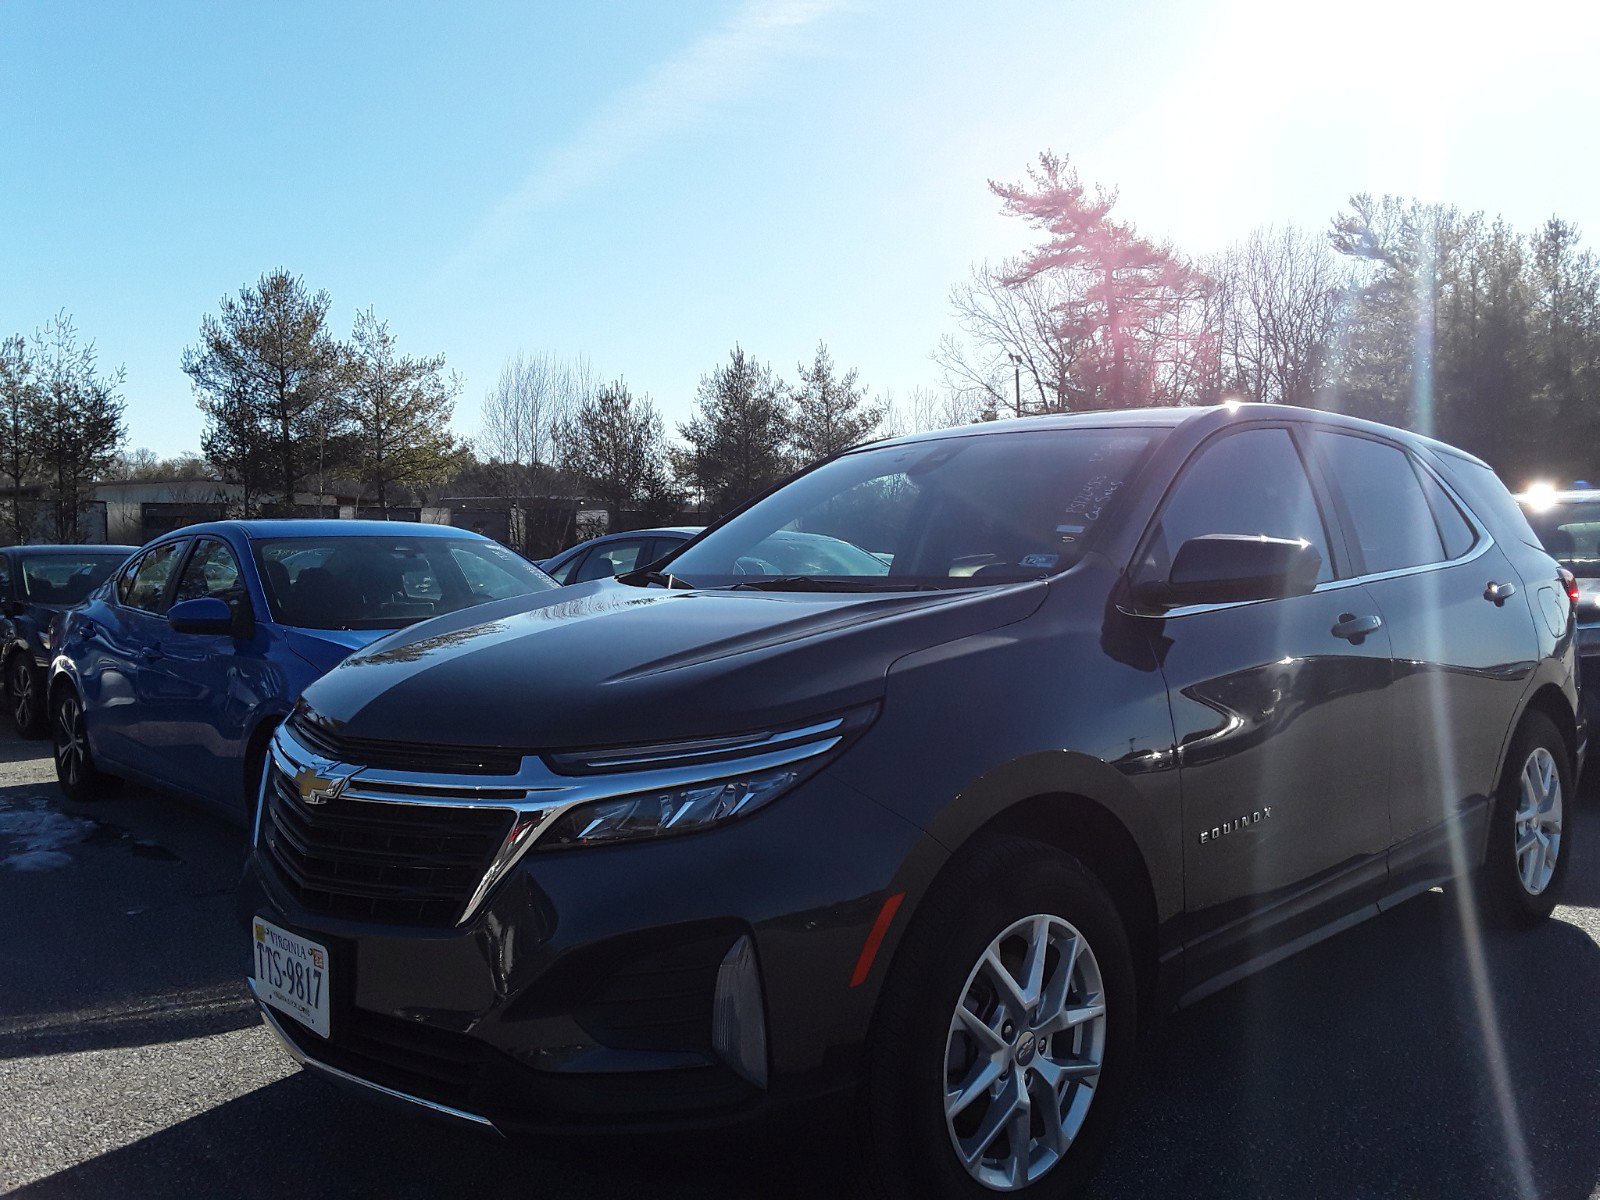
[616,568,691,589]
[726,575,946,593]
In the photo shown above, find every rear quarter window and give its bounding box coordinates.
[1431,452,1543,550]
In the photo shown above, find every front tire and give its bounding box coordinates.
[8,653,45,739]
[52,690,118,801]
[862,836,1137,1199]
[1478,711,1571,926]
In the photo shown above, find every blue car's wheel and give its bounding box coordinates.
[9,654,45,739]
[52,691,118,801]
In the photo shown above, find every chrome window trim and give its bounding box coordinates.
[249,980,501,1134]
[260,719,845,925]
[1124,437,1497,621]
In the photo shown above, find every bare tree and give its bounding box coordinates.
[1209,226,1342,405]
[936,263,1084,415]
[880,386,981,437]
[477,352,596,477]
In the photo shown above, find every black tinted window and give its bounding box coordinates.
[1418,471,1476,560]
[1315,432,1444,574]
[668,428,1160,588]
[1436,453,1542,551]
[1145,428,1333,583]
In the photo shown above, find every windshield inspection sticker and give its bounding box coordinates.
[1020,553,1059,570]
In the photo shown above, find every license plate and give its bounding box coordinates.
[252,916,331,1038]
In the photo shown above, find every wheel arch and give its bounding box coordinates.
[1518,682,1578,771]
[884,753,1177,1028]
[242,710,288,809]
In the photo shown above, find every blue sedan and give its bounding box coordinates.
[47,520,556,819]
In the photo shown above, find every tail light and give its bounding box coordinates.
[1559,567,1579,610]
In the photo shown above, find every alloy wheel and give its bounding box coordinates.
[12,659,34,729]
[943,913,1108,1191]
[55,696,86,788]
[1514,745,1563,896]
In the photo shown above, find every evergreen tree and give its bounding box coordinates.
[789,342,884,464]
[183,269,345,512]
[0,335,37,545]
[673,347,794,513]
[346,309,463,511]
[30,312,126,542]
[561,379,670,527]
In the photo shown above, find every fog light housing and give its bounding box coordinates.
[712,934,768,1089]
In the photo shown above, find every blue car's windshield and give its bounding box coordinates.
[662,428,1162,590]
[253,537,554,630]
[19,553,127,606]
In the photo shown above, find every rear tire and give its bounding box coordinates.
[1478,711,1571,927]
[8,653,45,739]
[861,835,1137,1199]
[52,690,118,801]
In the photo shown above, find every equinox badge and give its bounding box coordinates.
[1199,807,1273,844]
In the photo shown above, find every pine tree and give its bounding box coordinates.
[183,269,345,512]
[30,313,126,542]
[789,342,884,464]
[561,379,669,527]
[0,335,37,545]
[672,347,794,513]
[346,309,463,511]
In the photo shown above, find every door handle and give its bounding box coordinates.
[1484,580,1517,606]
[138,646,163,662]
[1331,613,1383,643]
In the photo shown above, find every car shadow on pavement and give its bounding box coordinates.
[0,762,260,1061]
[9,1068,854,1200]
[1087,889,1600,1200]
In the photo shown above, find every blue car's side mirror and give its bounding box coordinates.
[167,596,236,636]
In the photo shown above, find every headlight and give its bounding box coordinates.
[537,704,878,849]
[541,764,806,848]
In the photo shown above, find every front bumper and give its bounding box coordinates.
[239,765,940,1136]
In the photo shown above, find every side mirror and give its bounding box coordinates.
[1136,534,1321,608]
[167,596,237,636]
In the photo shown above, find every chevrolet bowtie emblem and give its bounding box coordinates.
[293,765,357,805]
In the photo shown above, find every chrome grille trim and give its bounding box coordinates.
[259,718,846,926]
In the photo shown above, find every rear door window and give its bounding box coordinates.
[1143,427,1335,584]
[575,539,646,582]
[1314,432,1445,574]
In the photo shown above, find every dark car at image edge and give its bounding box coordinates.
[240,403,1581,1199]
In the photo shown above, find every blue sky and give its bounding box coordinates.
[3,0,1597,458]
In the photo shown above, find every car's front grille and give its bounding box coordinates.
[261,761,513,926]
[287,709,522,776]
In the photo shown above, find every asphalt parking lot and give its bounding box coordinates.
[2,727,1598,1199]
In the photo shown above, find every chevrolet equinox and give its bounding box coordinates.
[241,403,1581,1198]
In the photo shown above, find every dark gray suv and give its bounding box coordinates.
[242,404,1579,1198]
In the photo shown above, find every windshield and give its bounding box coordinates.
[18,553,126,605]
[661,428,1161,590]
[253,537,555,630]
[1522,499,1600,576]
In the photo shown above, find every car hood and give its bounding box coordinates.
[282,626,396,675]
[301,580,1047,752]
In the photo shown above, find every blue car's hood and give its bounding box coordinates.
[301,579,1047,752]
[282,626,395,674]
